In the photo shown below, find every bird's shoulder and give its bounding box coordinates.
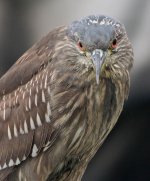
[0,26,67,97]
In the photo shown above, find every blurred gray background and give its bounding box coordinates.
[0,0,150,180]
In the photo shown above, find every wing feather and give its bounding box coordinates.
[0,67,57,171]
[0,26,66,177]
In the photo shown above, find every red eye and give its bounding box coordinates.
[111,39,117,49]
[77,41,85,51]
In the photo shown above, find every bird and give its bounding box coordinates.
[0,15,133,181]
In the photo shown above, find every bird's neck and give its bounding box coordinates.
[81,78,124,148]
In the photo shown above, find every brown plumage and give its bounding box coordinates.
[0,15,133,181]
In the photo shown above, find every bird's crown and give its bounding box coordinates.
[67,15,125,51]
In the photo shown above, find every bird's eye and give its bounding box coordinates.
[111,39,117,49]
[77,41,85,51]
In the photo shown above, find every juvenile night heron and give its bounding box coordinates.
[0,15,133,181]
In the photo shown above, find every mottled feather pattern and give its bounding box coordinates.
[0,68,52,168]
[0,27,69,180]
[0,15,133,181]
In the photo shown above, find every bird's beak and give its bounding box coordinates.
[91,49,106,84]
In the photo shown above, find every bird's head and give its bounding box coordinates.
[67,15,134,84]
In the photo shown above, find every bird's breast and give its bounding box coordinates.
[45,67,126,180]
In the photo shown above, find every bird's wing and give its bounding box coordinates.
[0,69,59,180]
[0,27,65,174]
[0,65,58,172]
